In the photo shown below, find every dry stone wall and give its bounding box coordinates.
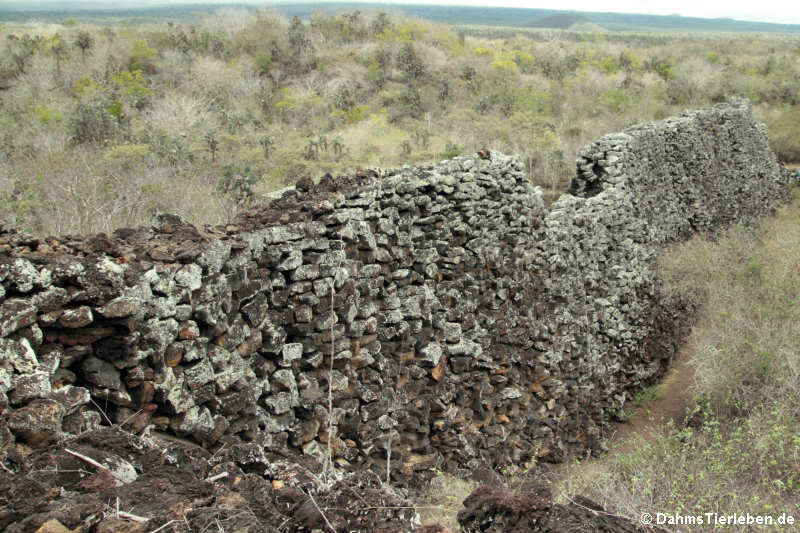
[0,99,793,482]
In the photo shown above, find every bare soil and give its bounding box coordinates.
[608,347,695,454]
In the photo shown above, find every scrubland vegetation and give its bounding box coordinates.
[0,8,799,237]
[559,194,800,530]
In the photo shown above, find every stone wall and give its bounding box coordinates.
[0,99,793,482]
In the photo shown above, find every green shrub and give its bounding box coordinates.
[440,141,461,159]
[765,106,800,162]
[397,42,426,80]
[34,105,63,124]
[68,91,124,144]
[102,143,150,169]
[74,30,93,58]
[129,39,158,73]
[255,52,272,76]
[217,164,259,206]
[110,69,152,109]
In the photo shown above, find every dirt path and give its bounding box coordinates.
[553,345,696,489]
[607,347,695,454]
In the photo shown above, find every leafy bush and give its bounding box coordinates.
[439,141,461,159]
[397,42,426,80]
[34,105,63,124]
[68,91,124,144]
[255,52,272,76]
[102,143,150,169]
[129,39,158,73]
[217,163,259,206]
[110,69,153,109]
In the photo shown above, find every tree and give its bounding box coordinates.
[74,30,93,59]
[204,133,219,162]
[47,35,68,77]
[437,77,451,106]
[647,56,675,83]
[8,34,41,75]
[371,11,392,36]
[397,42,425,81]
[288,16,308,55]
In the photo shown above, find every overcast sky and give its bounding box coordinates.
[3,1,800,25]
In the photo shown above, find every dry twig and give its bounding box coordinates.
[205,471,229,482]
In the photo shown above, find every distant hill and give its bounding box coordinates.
[279,3,800,33]
[1,2,799,34]
[528,13,592,29]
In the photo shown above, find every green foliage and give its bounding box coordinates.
[68,90,124,144]
[397,42,426,81]
[600,88,630,113]
[513,87,553,117]
[2,8,800,239]
[598,55,619,74]
[72,76,98,96]
[110,69,152,109]
[45,34,68,75]
[377,20,428,43]
[646,55,676,82]
[129,39,158,73]
[34,105,63,124]
[512,50,536,73]
[491,54,519,74]
[255,52,272,76]
[617,50,639,72]
[765,106,800,161]
[107,99,124,121]
[440,141,461,159]
[274,87,324,123]
[331,105,367,125]
[217,163,259,206]
[631,385,663,408]
[74,30,93,57]
[6,33,43,74]
[102,143,150,169]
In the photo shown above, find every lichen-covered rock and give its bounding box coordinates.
[57,307,93,329]
[1,337,39,374]
[7,399,66,448]
[9,371,52,405]
[0,300,38,337]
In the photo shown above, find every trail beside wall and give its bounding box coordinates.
[0,98,793,485]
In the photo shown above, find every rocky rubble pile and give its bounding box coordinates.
[0,426,669,533]
[0,99,793,498]
[0,427,419,532]
[457,485,668,533]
